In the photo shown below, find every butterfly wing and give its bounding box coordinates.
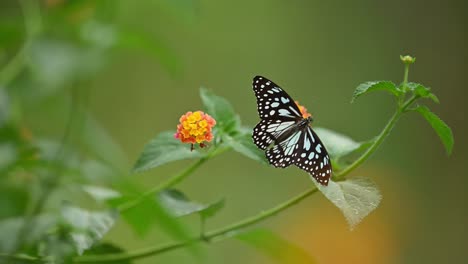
[294,126,332,185]
[252,119,296,150]
[265,128,303,168]
[252,76,303,121]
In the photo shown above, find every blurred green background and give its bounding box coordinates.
[0,0,466,263]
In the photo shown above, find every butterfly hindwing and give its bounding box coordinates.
[253,76,303,121]
[265,129,302,168]
[293,127,332,185]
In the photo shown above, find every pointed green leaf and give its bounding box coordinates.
[406,82,439,103]
[158,189,224,219]
[237,229,316,264]
[200,88,240,135]
[61,205,117,255]
[224,131,268,165]
[415,106,454,154]
[351,81,399,102]
[313,178,382,229]
[132,131,205,172]
[314,127,363,158]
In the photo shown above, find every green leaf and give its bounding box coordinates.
[82,185,121,204]
[0,215,56,252]
[236,229,316,264]
[199,199,225,220]
[415,106,454,154]
[313,178,382,229]
[406,82,440,103]
[224,131,268,165]
[110,180,196,248]
[158,189,224,219]
[132,131,205,173]
[61,204,117,255]
[314,127,363,158]
[351,81,399,102]
[200,88,240,135]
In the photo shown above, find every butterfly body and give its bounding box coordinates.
[251,76,332,186]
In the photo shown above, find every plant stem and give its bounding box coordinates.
[118,146,229,212]
[334,94,418,180]
[74,187,318,263]
[118,157,209,212]
[0,0,41,87]
[402,63,410,92]
[333,109,400,180]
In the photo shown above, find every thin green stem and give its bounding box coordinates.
[0,0,41,87]
[334,109,401,180]
[118,157,209,212]
[0,253,43,263]
[74,187,318,263]
[402,63,410,92]
[334,94,418,180]
[118,146,229,212]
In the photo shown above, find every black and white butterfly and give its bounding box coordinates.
[252,76,332,186]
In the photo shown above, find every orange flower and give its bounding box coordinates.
[174,111,216,149]
[295,101,312,119]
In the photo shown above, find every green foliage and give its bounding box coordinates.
[110,181,194,241]
[406,82,439,103]
[351,81,399,102]
[132,131,205,173]
[158,189,224,219]
[415,106,454,154]
[223,132,268,164]
[60,204,117,255]
[314,127,364,158]
[200,87,240,136]
[236,229,316,264]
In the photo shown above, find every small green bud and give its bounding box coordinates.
[400,55,416,64]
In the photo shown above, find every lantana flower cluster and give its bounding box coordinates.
[174,111,216,148]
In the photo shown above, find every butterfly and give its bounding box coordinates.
[251,76,332,186]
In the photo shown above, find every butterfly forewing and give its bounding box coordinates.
[253,76,303,121]
[251,75,332,186]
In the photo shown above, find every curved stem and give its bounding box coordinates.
[334,110,401,179]
[118,146,229,212]
[0,0,41,87]
[334,94,418,180]
[0,253,42,263]
[118,157,209,212]
[74,187,318,263]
